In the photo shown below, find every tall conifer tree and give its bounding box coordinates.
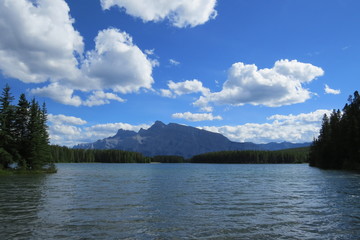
[0,84,16,168]
[14,93,30,168]
[309,90,360,169]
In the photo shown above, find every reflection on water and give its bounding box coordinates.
[1,164,360,239]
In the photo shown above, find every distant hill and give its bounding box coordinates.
[74,121,310,158]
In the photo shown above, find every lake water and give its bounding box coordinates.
[1,163,360,239]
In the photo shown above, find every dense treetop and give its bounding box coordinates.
[0,84,54,172]
[309,91,360,170]
[190,148,309,164]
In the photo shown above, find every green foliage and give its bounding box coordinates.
[0,84,54,172]
[190,147,309,164]
[0,84,16,168]
[0,147,13,169]
[50,145,150,163]
[309,91,360,170]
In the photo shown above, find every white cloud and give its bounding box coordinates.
[0,1,156,106]
[31,83,126,107]
[47,114,151,146]
[82,91,126,107]
[194,59,324,109]
[145,49,155,55]
[50,124,82,137]
[31,83,82,106]
[172,112,222,122]
[159,89,174,98]
[200,109,331,143]
[169,59,180,66]
[144,49,159,67]
[0,0,83,83]
[161,79,210,98]
[85,122,150,138]
[80,28,154,93]
[48,114,87,125]
[324,84,341,95]
[100,0,218,28]
[47,113,86,146]
[199,106,214,112]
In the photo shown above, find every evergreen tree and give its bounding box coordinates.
[0,84,54,172]
[14,93,30,168]
[309,90,360,169]
[26,99,50,170]
[0,84,16,168]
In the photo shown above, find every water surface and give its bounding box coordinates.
[1,163,360,239]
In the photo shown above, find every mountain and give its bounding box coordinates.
[74,121,310,158]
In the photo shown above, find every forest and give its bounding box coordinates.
[4,84,358,170]
[309,91,360,170]
[190,147,309,164]
[51,145,308,164]
[50,145,150,163]
[50,146,187,163]
[0,85,55,172]
[151,155,185,163]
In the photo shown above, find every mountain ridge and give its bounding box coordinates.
[74,121,310,158]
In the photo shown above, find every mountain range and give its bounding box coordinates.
[74,121,310,158]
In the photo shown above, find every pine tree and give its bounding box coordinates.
[0,84,16,168]
[14,93,30,168]
[342,91,360,166]
[39,102,52,167]
[26,99,50,170]
[309,90,360,169]
[0,84,54,172]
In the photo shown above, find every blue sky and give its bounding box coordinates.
[1,0,359,146]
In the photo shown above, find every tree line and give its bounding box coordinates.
[0,84,54,172]
[151,155,186,163]
[50,146,188,163]
[50,145,150,163]
[190,147,309,164]
[309,91,360,170]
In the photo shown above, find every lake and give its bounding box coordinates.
[1,163,360,239]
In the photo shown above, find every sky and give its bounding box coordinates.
[0,0,359,146]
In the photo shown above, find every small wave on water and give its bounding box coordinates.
[1,163,360,239]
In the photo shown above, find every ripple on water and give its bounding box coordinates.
[1,164,360,239]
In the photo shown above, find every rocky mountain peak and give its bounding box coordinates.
[74,120,311,158]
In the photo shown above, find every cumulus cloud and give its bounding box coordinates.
[172,112,222,122]
[31,83,82,106]
[79,28,155,93]
[159,89,174,98]
[100,0,218,28]
[194,59,324,109]
[47,114,86,146]
[47,114,150,146]
[200,109,331,143]
[0,1,156,106]
[48,114,87,125]
[161,79,210,98]
[82,91,125,107]
[324,84,341,95]
[0,0,83,83]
